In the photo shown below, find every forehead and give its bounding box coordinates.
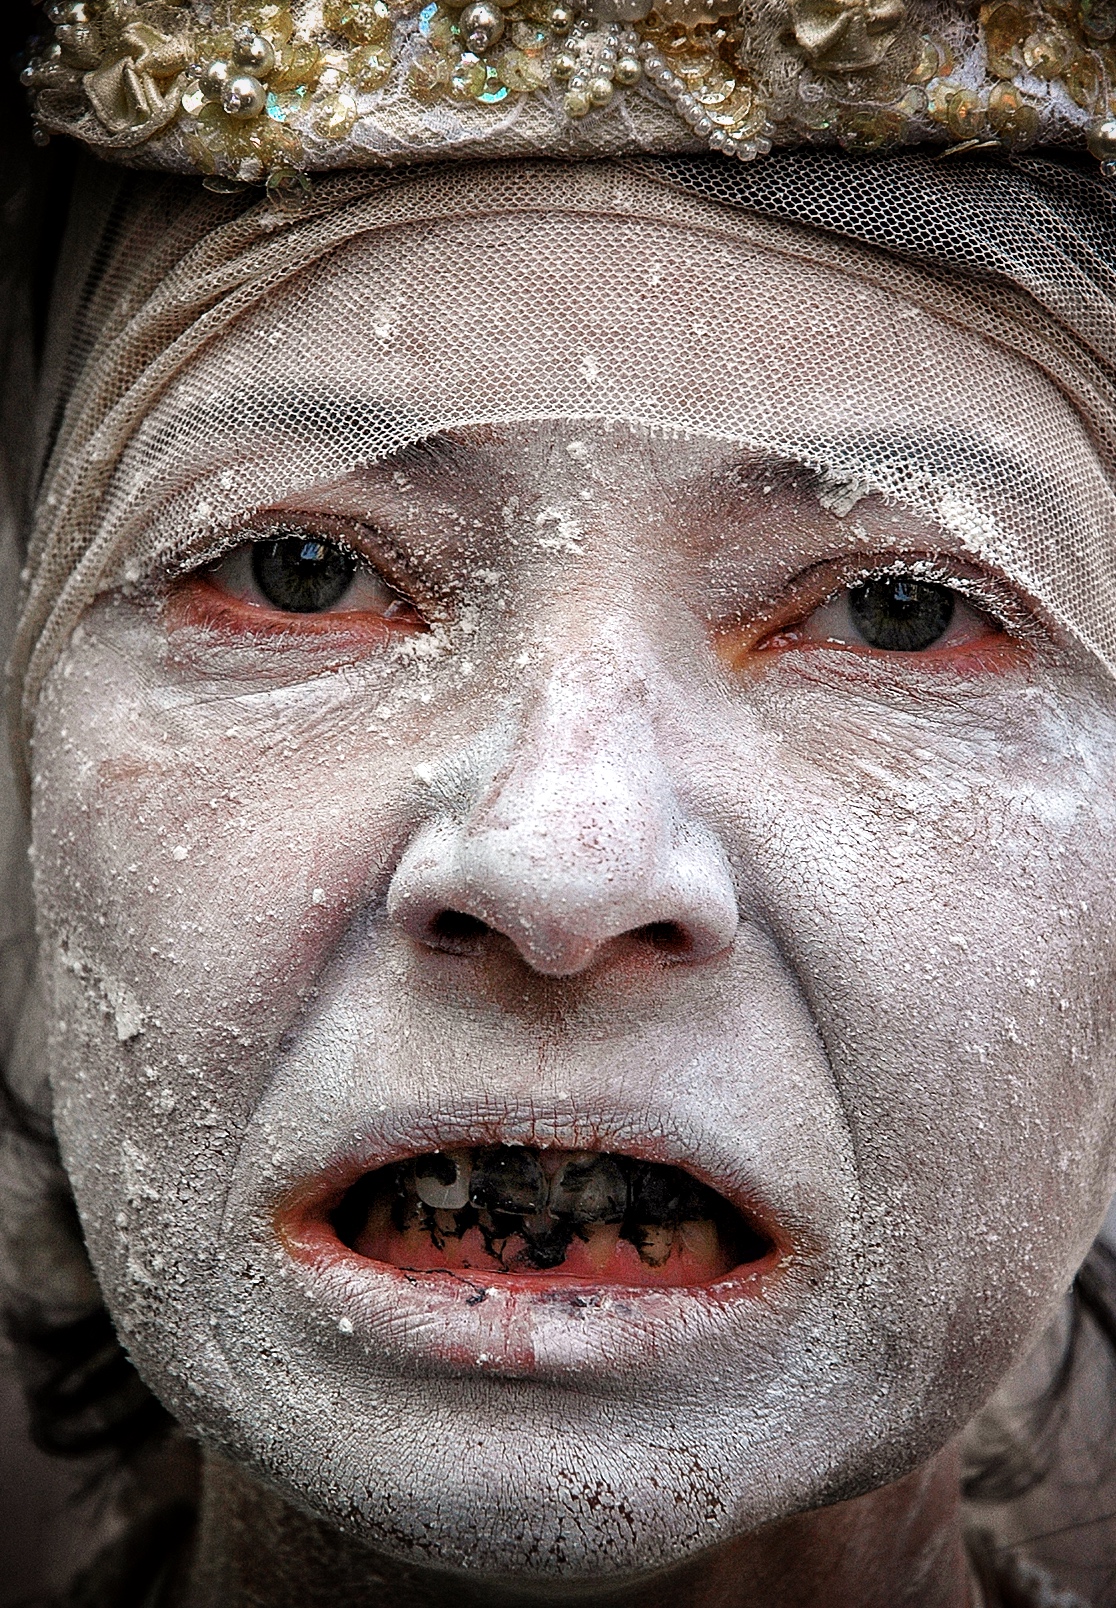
[168,208,1080,450]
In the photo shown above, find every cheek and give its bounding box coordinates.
[724,670,1116,1308]
[29,643,436,1221]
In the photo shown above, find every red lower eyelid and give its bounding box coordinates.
[728,617,1021,670]
[169,577,418,638]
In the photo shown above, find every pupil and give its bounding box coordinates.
[251,537,356,613]
[848,576,955,652]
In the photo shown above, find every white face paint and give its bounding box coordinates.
[29,211,1116,1583]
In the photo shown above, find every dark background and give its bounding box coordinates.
[0,7,87,1598]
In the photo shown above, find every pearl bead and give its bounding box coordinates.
[553,50,578,78]
[199,59,231,100]
[587,74,614,103]
[232,33,277,76]
[222,74,267,118]
[1086,117,1116,161]
[459,1,504,49]
[614,55,641,83]
[564,86,591,115]
[551,5,575,29]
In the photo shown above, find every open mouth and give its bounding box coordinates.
[331,1146,772,1288]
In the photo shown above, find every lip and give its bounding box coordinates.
[275,1130,789,1381]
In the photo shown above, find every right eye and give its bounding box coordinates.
[197,533,425,628]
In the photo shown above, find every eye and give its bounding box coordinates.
[845,576,955,652]
[195,532,425,628]
[762,571,1002,657]
[253,537,358,613]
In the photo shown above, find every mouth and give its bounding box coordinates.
[329,1145,772,1288]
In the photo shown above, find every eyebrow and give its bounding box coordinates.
[722,427,1097,522]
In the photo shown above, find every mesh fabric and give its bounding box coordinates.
[15,150,1116,788]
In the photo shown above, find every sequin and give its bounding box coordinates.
[1063,51,1101,105]
[1021,24,1074,74]
[904,34,940,81]
[838,104,904,146]
[498,47,550,87]
[349,44,393,87]
[324,0,394,42]
[986,78,1039,140]
[981,0,1028,76]
[1080,0,1116,38]
[449,51,488,94]
[311,89,359,134]
[270,41,323,89]
[943,85,985,137]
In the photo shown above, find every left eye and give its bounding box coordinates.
[796,574,993,654]
[846,576,955,651]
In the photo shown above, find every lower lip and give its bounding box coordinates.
[278,1183,783,1378]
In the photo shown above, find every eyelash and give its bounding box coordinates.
[771,560,1020,633]
[171,520,1042,682]
[179,521,433,617]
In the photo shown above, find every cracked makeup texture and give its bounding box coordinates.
[27,209,1116,1587]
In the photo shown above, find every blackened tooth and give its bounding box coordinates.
[520,1214,574,1270]
[630,1224,676,1267]
[469,1145,548,1216]
[626,1163,709,1227]
[549,1153,628,1223]
[414,1149,472,1210]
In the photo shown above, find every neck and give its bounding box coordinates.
[178,1444,975,1608]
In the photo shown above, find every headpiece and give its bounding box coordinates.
[23,0,1116,184]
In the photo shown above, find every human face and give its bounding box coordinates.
[31,205,1116,1582]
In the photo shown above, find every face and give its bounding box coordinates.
[30,206,1116,1582]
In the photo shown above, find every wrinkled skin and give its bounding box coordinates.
[28,212,1116,1607]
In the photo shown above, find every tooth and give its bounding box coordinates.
[548,1153,628,1223]
[469,1146,547,1216]
[630,1223,676,1267]
[519,1214,573,1270]
[414,1150,472,1210]
[626,1164,707,1227]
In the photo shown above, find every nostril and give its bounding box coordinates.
[636,921,693,957]
[427,909,490,952]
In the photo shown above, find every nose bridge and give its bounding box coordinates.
[387,641,739,976]
[463,646,667,917]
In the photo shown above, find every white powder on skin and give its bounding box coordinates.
[25,219,1116,1595]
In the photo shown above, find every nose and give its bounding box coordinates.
[387,650,739,978]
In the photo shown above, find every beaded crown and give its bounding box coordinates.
[25,0,1116,183]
